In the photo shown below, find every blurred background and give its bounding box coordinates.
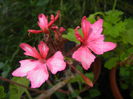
[0,0,133,99]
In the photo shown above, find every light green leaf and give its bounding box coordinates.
[9,77,29,99]
[87,14,96,24]
[87,12,104,24]
[121,18,133,44]
[63,28,80,44]
[103,21,126,38]
[104,57,118,69]
[104,10,123,24]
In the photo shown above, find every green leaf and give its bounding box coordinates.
[120,83,128,90]
[120,67,130,77]
[9,77,29,99]
[124,18,133,29]
[121,18,133,44]
[69,72,94,83]
[0,86,6,99]
[103,10,126,38]
[122,28,133,45]
[89,89,101,98]
[63,28,80,44]
[104,57,118,69]
[104,10,123,24]
[103,21,126,38]
[69,74,83,83]
[87,14,96,24]
[85,72,94,81]
[87,12,104,24]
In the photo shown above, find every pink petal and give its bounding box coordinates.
[46,51,66,74]
[91,19,103,35]
[27,63,49,88]
[72,46,96,70]
[88,37,117,55]
[48,10,60,27]
[12,59,38,77]
[20,43,42,59]
[28,29,42,34]
[88,19,103,40]
[81,16,91,40]
[38,41,49,59]
[38,14,49,33]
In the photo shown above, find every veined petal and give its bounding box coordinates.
[27,63,49,88]
[28,29,42,34]
[38,41,49,59]
[46,51,66,74]
[89,19,103,40]
[38,14,49,33]
[38,14,48,30]
[12,59,38,77]
[88,37,117,55]
[72,46,96,70]
[81,16,91,40]
[91,19,103,35]
[20,43,41,59]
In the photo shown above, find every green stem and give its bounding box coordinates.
[25,89,32,99]
[112,0,117,10]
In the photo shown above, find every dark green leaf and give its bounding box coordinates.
[104,57,118,69]
[0,86,6,99]
[89,89,101,98]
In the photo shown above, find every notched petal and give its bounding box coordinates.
[72,47,95,70]
[46,51,66,74]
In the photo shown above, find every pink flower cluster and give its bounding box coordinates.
[12,11,116,88]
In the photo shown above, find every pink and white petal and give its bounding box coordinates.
[91,19,103,35]
[81,16,91,39]
[28,29,42,34]
[27,63,49,88]
[20,43,41,59]
[38,41,49,59]
[72,46,96,70]
[38,14,48,31]
[88,38,117,55]
[46,51,66,74]
[12,59,38,77]
[88,19,103,40]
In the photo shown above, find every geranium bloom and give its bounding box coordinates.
[28,11,60,34]
[72,16,116,70]
[12,41,66,88]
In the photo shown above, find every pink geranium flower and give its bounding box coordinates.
[12,41,66,88]
[28,11,60,34]
[72,16,116,70]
